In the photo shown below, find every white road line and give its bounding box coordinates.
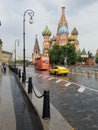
[38,75,44,77]
[65,82,72,87]
[48,77,55,80]
[72,82,98,93]
[78,86,86,93]
[56,79,62,83]
[27,72,35,75]
[34,73,39,76]
[42,76,50,79]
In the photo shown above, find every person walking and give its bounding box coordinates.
[3,63,6,73]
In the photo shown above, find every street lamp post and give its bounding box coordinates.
[14,39,20,68]
[22,9,34,83]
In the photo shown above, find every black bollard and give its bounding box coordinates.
[22,72,24,83]
[18,69,21,78]
[42,90,50,119]
[28,77,33,93]
[22,72,26,83]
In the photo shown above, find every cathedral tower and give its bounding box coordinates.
[71,27,79,51]
[42,25,51,56]
[32,35,40,64]
[56,4,69,45]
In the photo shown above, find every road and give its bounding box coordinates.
[23,66,98,130]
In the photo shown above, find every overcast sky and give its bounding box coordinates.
[0,0,98,58]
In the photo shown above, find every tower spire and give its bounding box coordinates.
[57,4,68,34]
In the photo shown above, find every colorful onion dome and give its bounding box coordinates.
[50,35,56,41]
[59,26,69,34]
[68,35,75,41]
[71,27,78,35]
[42,25,51,36]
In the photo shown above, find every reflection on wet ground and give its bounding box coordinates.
[24,66,98,130]
[10,73,43,130]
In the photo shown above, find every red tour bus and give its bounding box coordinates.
[35,56,50,70]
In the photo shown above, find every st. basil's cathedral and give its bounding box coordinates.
[32,4,79,63]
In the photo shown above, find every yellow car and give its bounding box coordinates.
[49,66,69,75]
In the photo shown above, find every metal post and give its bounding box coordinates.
[18,69,21,78]
[28,77,33,93]
[42,90,50,119]
[23,9,34,83]
[15,43,16,68]
[22,15,26,82]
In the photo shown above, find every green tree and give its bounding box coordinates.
[65,43,77,65]
[76,49,83,62]
[48,42,77,65]
[59,55,64,64]
[95,54,98,64]
[49,44,61,64]
[88,51,93,58]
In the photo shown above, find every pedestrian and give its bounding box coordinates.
[3,63,6,73]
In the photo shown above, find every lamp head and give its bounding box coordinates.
[29,17,33,24]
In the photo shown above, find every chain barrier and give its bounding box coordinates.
[32,85,44,98]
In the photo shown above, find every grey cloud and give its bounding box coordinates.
[68,0,98,15]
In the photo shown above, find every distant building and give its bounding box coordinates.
[0,39,12,66]
[32,4,80,62]
[42,4,79,56]
[32,35,41,64]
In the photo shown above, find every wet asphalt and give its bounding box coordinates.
[25,66,98,130]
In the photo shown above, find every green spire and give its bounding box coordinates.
[81,48,87,55]
[77,49,81,56]
[42,25,51,36]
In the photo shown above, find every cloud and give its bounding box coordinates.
[0,0,98,57]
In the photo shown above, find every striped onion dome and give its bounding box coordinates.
[59,26,69,34]
[68,35,75,41]
[71,27,78,35]
[42,25,51,36]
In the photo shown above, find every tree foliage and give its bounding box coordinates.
[48,43,77,65]
[95,54,98,64]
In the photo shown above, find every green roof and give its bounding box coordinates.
[81,49,87,55]
[42,25,51,36]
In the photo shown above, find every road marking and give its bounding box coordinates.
[48,77,55,80]
[42,76,50,79]
[32,73,39,76]
[65,82,72,87]
[38,74,44,77]
[56,79,62,83]
[78,86,86,93]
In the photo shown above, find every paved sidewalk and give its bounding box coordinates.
[0,69,43,130]
[0,71,16,130]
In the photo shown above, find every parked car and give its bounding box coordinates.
[49,66,69,75]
